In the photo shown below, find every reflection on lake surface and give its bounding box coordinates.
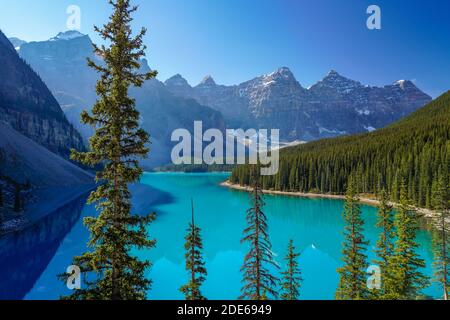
[0,173,440,300]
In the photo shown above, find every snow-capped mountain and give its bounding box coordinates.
[0,30,84,157]
[0,29,91,202]
[165,68,432,140]
[7,37,27,50]
[16,31,225,168]
[50,30,85,41]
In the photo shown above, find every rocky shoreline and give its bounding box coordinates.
[220,181,437,220]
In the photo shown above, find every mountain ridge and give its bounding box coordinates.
[0,30,84,157]
[16,31,226,168]
[165,67,431,141]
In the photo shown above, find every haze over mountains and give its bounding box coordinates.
[14,31,225,168]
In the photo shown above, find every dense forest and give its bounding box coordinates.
[230,91,450,209]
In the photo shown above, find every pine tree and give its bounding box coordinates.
[240,165,279,300]
[431,173,449,300]
[373,189,394,298]
[280,239,302,300]
[61,0,157,300]
[180,199,207,300]
[336,176,369,300]
[384,182,429,299]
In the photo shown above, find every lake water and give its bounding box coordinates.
[0,172,440,300]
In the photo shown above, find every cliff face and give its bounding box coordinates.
[0,30,84,156]
[17,31,226,168]
[165,68,432,141]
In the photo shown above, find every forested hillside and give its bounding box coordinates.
[230,91,450,209]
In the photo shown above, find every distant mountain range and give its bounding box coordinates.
[165,68,432,141]
[0,30,84,157]
[10,30,432,164]
[0,29,92,195]
[14,31,225,168]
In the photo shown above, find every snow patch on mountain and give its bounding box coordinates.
[50,30,86,41]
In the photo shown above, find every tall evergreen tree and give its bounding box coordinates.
[61,0,157,300]
[180,199,207,300]
[280,239,302,300]
[373,189,395,298]
[336,176,369,300]
[240,165,279,300]
[431,173,449,300]
[384,182,429,299]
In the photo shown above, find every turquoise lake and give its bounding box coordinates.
[0,172,440,300]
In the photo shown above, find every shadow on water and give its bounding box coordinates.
[129,183,176,216]
[0,193,89,300]
[0,182,175,300]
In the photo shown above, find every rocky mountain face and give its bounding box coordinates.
[16,31,99,140]
[16,31,225,168]
[8,37,26,50]
[165,68,432,141]
[0,30,84,156]
[0,122,92,187]
[12,30,432,164]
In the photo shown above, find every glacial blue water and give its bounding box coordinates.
[0,173,440,300]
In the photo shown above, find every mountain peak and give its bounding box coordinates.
[261,67,298,86]
[50,30,86,41]
[323,69,349,80]
[327,69,340,76]
[267,67,295,79]
[8,37,27,50]
[311,70,363,93]
[198,75,216,87]
[165,74,191,88]
[393,79,415,90]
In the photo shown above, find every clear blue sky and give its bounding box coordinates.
[0,0,449,97]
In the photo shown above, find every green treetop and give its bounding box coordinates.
[280,239,302,300]
[384,181,429,300]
